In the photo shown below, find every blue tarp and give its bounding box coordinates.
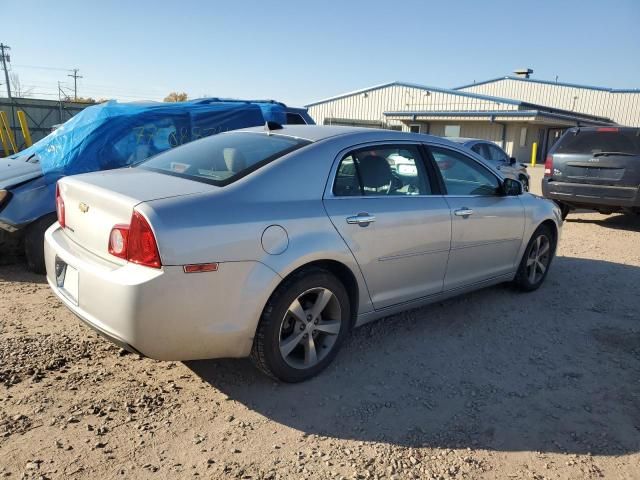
[15,99,287,176]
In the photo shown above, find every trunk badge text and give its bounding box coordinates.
[78,202,90,213]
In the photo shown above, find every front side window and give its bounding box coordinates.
[139,132,309,186]
[333,145,431,197]
[430,146,500,196]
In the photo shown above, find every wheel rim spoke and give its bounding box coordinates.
[310,289,333,318]
[280,331,305,357]
[528,265,537,283]
[304,335,317,366]
[287,298,307,323]
[314,320,341,335]
[537,260,546,275]
[538,241,550,257]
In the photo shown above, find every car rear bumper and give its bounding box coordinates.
[44,224,281,361]
[542,179,640,208]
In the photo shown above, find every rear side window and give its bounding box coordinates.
[554,129,640,155]
[286,113,307,125]
[139,132,309,186]
[333,145,431,196]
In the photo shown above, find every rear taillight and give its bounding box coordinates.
[544,155,554,177]
[55,183,66,228]
[108,211,161,268]
[597,127,619,132]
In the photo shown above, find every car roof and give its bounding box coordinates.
[446,137,487,145]
[234,124,461,145]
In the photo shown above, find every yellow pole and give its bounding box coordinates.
[17,110,33,148]
[0,111,18,154]
[0,127,9,157]
[530,141,538,167]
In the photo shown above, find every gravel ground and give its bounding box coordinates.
[1,167,639,479]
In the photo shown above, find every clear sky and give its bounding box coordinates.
[2,0,639,106]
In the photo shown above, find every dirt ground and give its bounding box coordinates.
[1,167,639,479]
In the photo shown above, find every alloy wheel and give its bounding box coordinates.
[278,287,342,369]
[526,234,551,284]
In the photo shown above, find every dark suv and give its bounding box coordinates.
[542,126,640,218]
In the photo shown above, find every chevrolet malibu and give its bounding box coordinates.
[45,125,562,382]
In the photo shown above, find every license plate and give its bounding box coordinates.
[55,257,79,305]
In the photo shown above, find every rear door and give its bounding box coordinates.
[323,143,451,309]
[426,145,525,290]
[549,128,640,187]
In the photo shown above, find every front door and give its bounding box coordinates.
[427,145,525,290]
[323,144,451,309]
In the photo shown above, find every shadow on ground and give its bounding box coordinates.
[0,263,47,284]
[566,213,640,232]
[187,256,640,455]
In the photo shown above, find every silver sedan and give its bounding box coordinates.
[45,125,562,382]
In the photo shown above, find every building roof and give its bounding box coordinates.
[305,81,534,108]
[383,109,615,126]
[455,75,640,94]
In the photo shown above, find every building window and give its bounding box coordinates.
[444,125,461,137]
[409,124,422,134]
[520,127,528,147]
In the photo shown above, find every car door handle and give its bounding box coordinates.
[454,208,474,217]
[346,214,376,226]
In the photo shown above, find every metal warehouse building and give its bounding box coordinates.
[306,72,640,163]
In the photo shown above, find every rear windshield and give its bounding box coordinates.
[554,129,640,155]
[138,132,310,186]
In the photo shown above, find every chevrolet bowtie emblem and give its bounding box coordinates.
[78,202,90,213]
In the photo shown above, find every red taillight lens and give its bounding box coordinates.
[127,211,161,268]
[55,183,66,228]
[108,211,161,268]
[544,155,554,177]
[596,127,619,132]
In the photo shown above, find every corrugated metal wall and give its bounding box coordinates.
[307,84,519,127]
[459,79,640,126]
[0,97,91,151]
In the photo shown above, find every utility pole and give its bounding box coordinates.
[0,43,15,134]
[67,68,82,100]
[0,43,11,100]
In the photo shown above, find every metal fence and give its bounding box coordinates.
[0,97,93,151]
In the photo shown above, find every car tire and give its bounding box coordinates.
[519,175,529,192]
[24,213,57,274]
[251,268,351,382]
[513,224,556,292]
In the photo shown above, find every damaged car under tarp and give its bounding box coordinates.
[0,98,313,271]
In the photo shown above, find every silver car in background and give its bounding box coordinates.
[45,126,562,382]
[447,137,531,191]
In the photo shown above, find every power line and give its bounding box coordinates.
[11,63,73,72]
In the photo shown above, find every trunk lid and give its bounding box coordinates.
[58,168,216,262]
[549,128,640,187]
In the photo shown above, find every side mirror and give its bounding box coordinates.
[509,157,517,165]
[503,178,523,196]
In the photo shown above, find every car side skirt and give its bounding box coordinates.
[354,272,515,327]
